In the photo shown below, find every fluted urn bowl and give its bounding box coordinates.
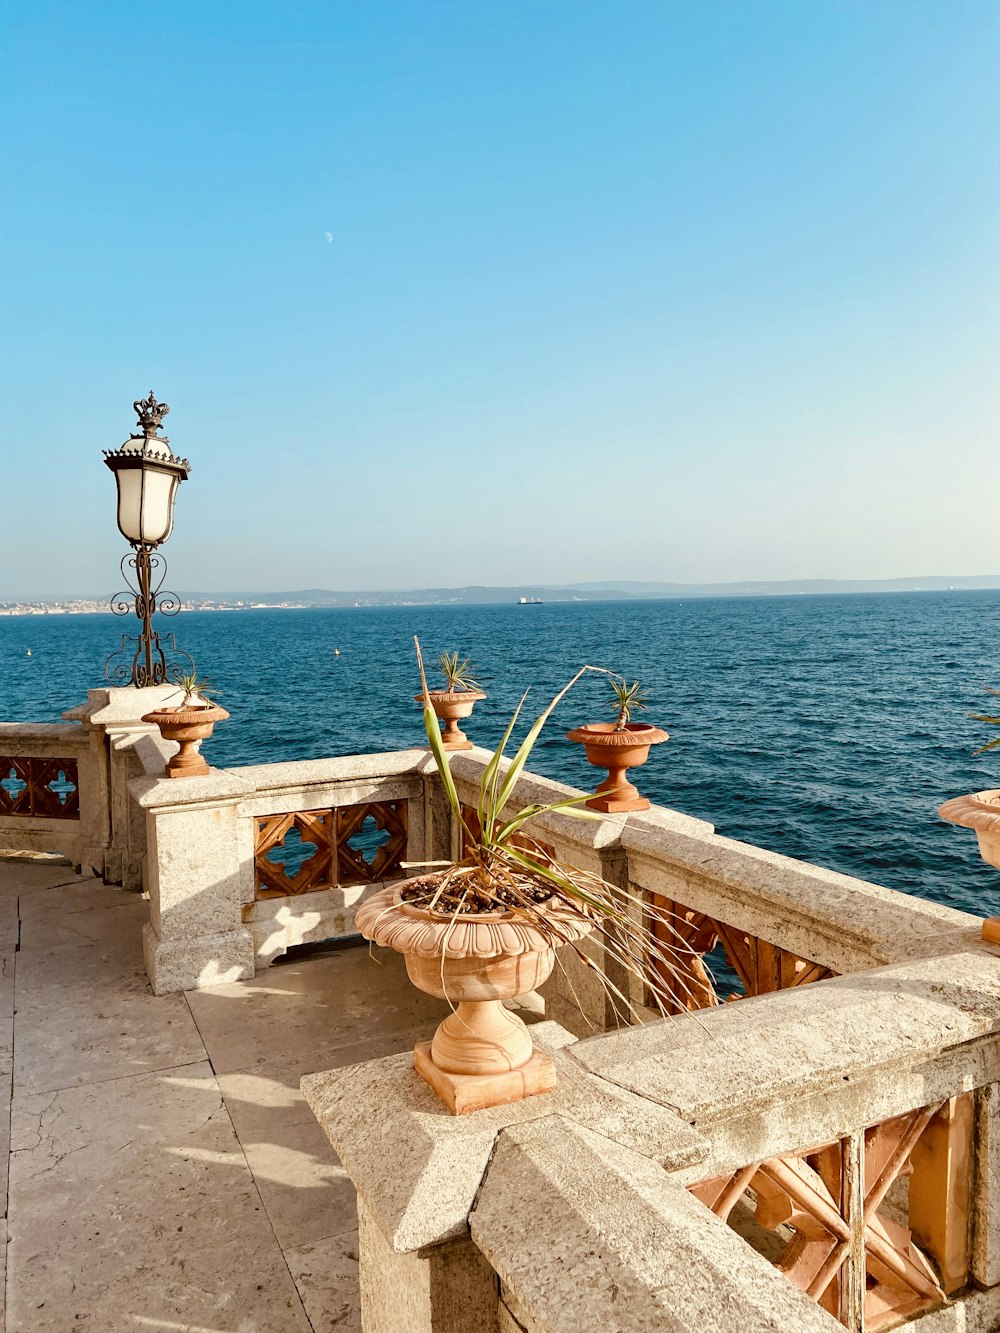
[141,702,229,779]
[566,721,668,812]
[939,790,1000,943]
[356,880,591,1111]
[939,790,1000,869]
[415,690,486,750]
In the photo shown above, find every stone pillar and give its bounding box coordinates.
[302,1022,708,1333]
[132,771,255,994]
[357,1196,498,1333]
[64,686,178,887]
[972,1082,1000,1288]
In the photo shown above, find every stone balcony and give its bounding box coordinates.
[3,689,1000,1333]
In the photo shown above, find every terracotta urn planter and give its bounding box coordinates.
[416,689,486,751]
[939,789,1000,943]
[356,879,591,1114]
[566,721,668,812]
[141,702,229,778]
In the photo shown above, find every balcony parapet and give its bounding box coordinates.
[305,942,1000,1333]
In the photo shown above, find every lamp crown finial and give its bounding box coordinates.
[133,391,170,439]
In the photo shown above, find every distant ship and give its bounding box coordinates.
[518,596,543,605]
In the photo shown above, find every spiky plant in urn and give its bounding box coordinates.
[142,672,229,779]
[939,687,1000,944]
[357,639,711,1115]
[414,651,486,750]
[566,676,668,812]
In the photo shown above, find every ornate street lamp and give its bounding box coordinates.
[103,392,193,687]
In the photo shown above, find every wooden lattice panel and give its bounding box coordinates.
[650,894,836,1015]
[255,809,336,898]
[0,756,80,820]
[336,800,408,885]
[254,799,409,900]
[689,1096,972,1330]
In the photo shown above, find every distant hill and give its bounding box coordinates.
[176,575,1000,606]
[9,575,1000,608]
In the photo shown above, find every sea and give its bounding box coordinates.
[4,590,1000,920]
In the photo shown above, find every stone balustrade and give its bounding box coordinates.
[0,686,177,881]
[305,942,1000,1333]
[5,707,999,1331]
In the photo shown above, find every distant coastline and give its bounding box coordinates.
[5,575,1000,616]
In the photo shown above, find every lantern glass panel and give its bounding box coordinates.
[115,465,177,545]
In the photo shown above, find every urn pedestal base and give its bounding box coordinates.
[440,730,474,752]
[413,1042,557,1115]
[587,774,650,814]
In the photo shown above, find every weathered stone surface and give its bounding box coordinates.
[236,748,433,792]
[472,1116,841,1333]
[143,919,255,994]
[357,1193,498,1333]
[303,1020,707,1253]
[623,824,981,973]
[0,852,82,895]
[499,1300,527,1333]
[285,1229,362,1330]
[8,1061,312,1333]
[573,950,1000,1124]
[187,944,451,1075]
[18,876,142,952]
[895,1286,1000,1331]
[247,882,381,966]
[217,1063,357,1249]
[14,894,204,1095]
[972,1081,1000,1287]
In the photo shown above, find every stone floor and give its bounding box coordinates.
[0,853,455,1333]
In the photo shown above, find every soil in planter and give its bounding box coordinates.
[400,868,555,915]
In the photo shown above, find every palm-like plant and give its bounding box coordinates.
[171,671,218,708]
[437,651,481,694]
[971,687,1000,754]
[610,678,648,730]
[411,637,714,1022]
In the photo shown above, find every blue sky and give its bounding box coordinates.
[2,1,998,595]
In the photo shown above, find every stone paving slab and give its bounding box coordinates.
[217,1065,358,1251]
[0,855,435,1332]
[8,1061,312,1333]
[285,1230,362,1331]
[0,853,82,895]
[186,945,450,1075]
[14,894,206,1095]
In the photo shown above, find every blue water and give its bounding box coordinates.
[3,591,1000,918]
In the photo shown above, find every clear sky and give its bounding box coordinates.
[2,1,998,596]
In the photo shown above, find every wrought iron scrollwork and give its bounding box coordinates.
[103,544,192,687]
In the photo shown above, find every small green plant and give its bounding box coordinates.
[437,651,481,694]
[971,687,1000,754]
[171,671,218,708]
[407,637,714,1022]
[610,678,648,730]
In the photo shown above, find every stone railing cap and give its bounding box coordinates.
[571,948,1000,1124]
[472,1116,841,1333]
[301,1020,707,1253]
[129,770,257,808]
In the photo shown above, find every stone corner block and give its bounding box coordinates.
[302,1019,707,1255]
[143,921,254,995]
[472,1115,841,1333]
